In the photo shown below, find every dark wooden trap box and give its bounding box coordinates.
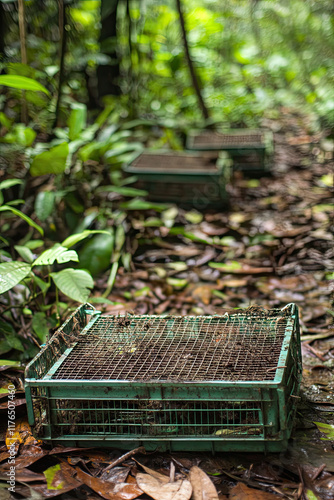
[186,129,273,174]
[25,303,302,453]
[122,150,231,208]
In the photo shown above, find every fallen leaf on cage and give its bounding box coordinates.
[189,466,218,499]
[136,472,192,500]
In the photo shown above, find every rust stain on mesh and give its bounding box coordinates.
[53,314,288,382]
[193,132,264,148]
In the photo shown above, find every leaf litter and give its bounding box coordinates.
[1,109,334,498]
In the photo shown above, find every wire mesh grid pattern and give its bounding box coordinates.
[53,314,287,382]
[130,153,219,171]
[192,132,264,148]
[52,399,262,437]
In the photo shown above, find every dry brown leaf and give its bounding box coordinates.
[75,467,142,500]
[136,472,192,500]
[230,482,278,499]
[191,284,214,305]
[135,461,170,483]
[189,466,218,499]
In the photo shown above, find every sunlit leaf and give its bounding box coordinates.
[0,179,24,191]
[33,245,79,266]
[68,102,87,141]
[34,191,55,221]
[51,269,94,303]
[0,75,50,96]
[0,206,44,235]
[14,245,35,264]
[0,262,31,294]
[62,229,111,248]
[30,142,69,176]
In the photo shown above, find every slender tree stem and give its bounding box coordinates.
[18,0,28,124]
[175,0,209,121]
[54,0,66,128]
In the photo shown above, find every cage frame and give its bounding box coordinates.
[186,129,274,174]
[122,150,231,207]
[25,303,302,453]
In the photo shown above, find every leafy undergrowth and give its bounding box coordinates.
[0,109,334,499]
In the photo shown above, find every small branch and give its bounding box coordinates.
[18,0,28,124]
[54,0,67,129]
[101,446,145,474]
[175,0,209,121]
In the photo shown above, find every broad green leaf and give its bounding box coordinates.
[68,102,87,141]
[0,262,31,294]
[96,185,148,197]
[0,75,50,96]
[30,142,69,176]
[4,332,24,352]
[32,312,49,343]
[12,124,36,147]
[34,191,55,221]
[0,179,23,190]
[0,206,44,235]
[50,268,94,303]
[62,229,112,248]
[0,320,16,355]
[33,244,79,267]
[14,245,34,263]
[78,233,114,276]
[314,421,334,439]
[209,261,243,271]
[25,239,44,250]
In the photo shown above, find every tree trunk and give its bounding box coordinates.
[97,0,121,98]
[54,0,67,129]
[18,0,28,124]
[175,0,209,121]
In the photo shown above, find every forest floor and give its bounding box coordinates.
[0,108,334,499]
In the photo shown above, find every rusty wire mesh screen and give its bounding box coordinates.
[53,314,287,382]
[52,398,262,437]
[131,154,218,171]
[192,132,264,148]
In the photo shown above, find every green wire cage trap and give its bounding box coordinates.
[122,150,231,207]
[25,303,301,453]
[186,129,274,174]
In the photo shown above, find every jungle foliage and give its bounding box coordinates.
[0,0,333,360]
